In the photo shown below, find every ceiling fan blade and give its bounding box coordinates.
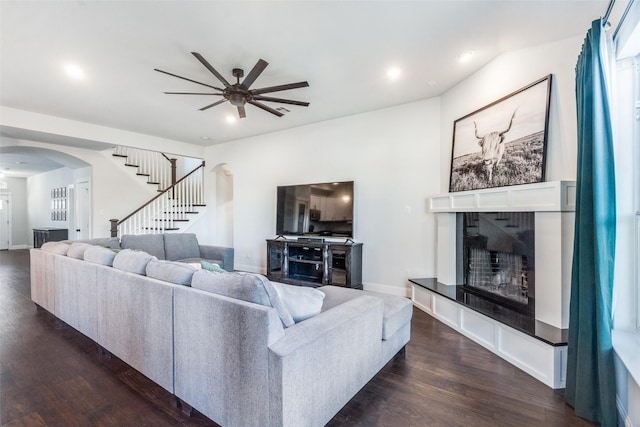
[163,92,224,95]
[237,105,246,119]
[253,96,309,107]
[250,81,309,96]
[241,59,268,90]
[248,100,284,117]
[199,98,228,111]
[154,68,224,91]
[191,52,231,87]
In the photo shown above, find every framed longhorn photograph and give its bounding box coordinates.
[449,75,552,192]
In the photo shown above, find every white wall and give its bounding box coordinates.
[439,36,583,192]
[199,98,441,295]
[0,176,29,247]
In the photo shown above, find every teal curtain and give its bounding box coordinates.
[565,19,617,427]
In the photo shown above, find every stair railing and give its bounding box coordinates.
[113,146,176,191]
[110,161,205,237]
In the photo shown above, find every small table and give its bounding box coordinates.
[33,228,68,249]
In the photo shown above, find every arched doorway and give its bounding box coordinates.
[212,163,234,247]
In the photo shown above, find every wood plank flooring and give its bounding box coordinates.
[0,249,594,426]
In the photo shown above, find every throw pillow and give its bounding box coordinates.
[191,270,295,328]
[201,260,225,273]
[270,281,325,323]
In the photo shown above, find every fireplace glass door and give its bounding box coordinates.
[461,212,535,313]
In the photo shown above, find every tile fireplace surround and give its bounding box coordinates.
[411,181,575,388]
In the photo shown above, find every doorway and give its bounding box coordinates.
[0,194,9,250]
[75,180,91,240]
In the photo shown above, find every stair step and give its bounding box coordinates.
[112,154,128,158]
[154,219,189,222]
[147,182,160,185]
[124,164,139,168]
[142,227,180,231]
[136,173,150,177]
[164,211,199,215]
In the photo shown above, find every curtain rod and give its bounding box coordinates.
[603,0,616,24]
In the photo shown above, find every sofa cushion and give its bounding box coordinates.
[164,233,200,262]
[40,241,70,255]
[146,259,196,286]
[67,242,93,259]
[271,281,325,323]
[73,237,121,249]
[319,286,413,340]
[83,245,117,266]
[191,270,295,328]
[121,234,166,259]
[113,249,156,275]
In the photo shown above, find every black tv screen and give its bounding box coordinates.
[276,181,354,238]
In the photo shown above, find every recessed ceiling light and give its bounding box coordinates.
[226,115,237,124]
[62,62,86,80]
[456,50,475,63]
[386,67,402,80]
[200,136,210,140]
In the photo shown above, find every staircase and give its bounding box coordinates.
[110,146,206,237]
[112,145,175,191]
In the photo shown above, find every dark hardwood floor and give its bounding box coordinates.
[0,249,594,426]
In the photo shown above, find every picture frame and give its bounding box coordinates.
[448,75,552,192]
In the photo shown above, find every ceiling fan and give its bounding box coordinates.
[154,52,309,119]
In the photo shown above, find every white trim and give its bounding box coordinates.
[9,244,29,250]
[362,281,410,297]
[429,180,576,213]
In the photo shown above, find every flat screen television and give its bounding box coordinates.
[276,181,354,238]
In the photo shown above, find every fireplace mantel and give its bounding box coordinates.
[429,180,576,213]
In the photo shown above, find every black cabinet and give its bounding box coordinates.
[33,228,68,249]
[266,239,362,289]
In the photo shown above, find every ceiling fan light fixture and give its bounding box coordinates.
[62,62,86,81]
[228,93,246,106]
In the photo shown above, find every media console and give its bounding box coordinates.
[266,239,362,289]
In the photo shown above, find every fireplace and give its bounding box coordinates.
[460,212,535,315]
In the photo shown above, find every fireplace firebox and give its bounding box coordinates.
[459,212,535,314]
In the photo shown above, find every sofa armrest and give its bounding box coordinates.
[267,295,385,427]
[199,244,234,271]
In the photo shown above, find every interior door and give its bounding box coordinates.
[75,181,91,240]
[0,195,9,250]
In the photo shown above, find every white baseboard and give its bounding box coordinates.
[234,263,265,274]
[362,281,411,297]
[9,244,29,250]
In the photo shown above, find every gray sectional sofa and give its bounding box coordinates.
[30,234,412,427]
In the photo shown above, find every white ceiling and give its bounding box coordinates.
[0,0,617,176]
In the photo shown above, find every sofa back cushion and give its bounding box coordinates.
[84,245,117,266]
[191,270,295,328]
[40,241,70,255]
[146,260,196,285]
[121,234,166,259]
[74,237,121,249]
[113,249,156,275]
[67,242,93,259]
[164,233,200,261]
